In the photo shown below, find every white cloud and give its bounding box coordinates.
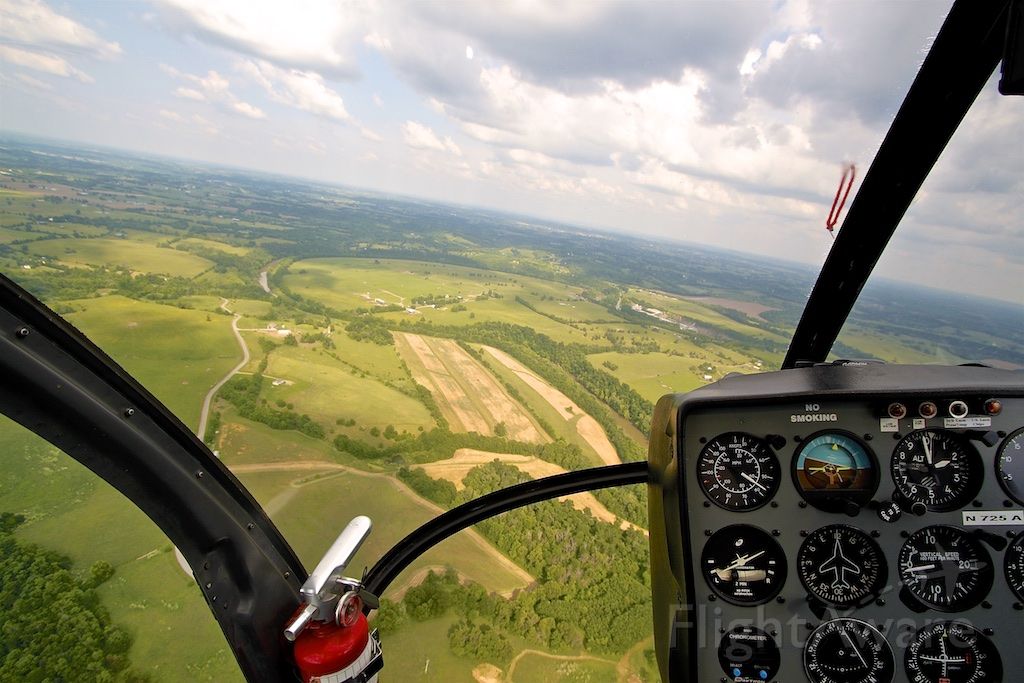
[154,0,363,78]
[360,127,382,142]
[401,121,461,156]
[159,108,183,121]
[0,0,121,59]
[232,101,266,119]
[0,0,120,84]
[0,44,93,82]
[173,86,205,101]
[363,32,392,52]
[164,66,265,119]
[238,59,351,122]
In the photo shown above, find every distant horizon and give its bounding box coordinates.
[1,1,1019,305]
[5,130,1022,313]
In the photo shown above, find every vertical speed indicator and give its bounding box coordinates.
[697,433,780,511]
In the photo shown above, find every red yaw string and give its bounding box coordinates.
[826,163,856,239]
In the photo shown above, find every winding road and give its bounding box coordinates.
[177,299,249,578]
[195,298,248,441]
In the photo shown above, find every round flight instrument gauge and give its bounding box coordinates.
[1005,533,1024,603]
[996,427,1024,505]
[701,525,787,605]
[793,431,879,512]
[905,621,1003,683]
[890,429,982,511]
[803,618,895,683]
[897,525,993,612]
[797,525,887,607]
[717,625,780,683]
[697,432,780,511]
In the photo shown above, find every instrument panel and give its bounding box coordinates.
[647,364,1024,683]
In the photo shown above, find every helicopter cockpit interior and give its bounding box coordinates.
[1,1,1022,682]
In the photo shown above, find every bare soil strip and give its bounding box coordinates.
[430,338,544,443]
[482,346,620,465]
[396,333,545,443]
[420,449,646,535]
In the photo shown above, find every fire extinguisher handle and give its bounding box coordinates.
[302,516,373,603]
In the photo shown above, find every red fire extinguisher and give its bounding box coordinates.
[284,517,384,683]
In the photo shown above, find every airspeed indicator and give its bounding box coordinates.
[697,433,779,511]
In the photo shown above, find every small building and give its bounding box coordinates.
[276,329,292,337]
[405,307,420,315]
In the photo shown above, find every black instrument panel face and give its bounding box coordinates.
[678,396,1023,683]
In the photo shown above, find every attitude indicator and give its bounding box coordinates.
[793,431,879,512]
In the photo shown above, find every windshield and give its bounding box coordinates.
[1,1,1020,681]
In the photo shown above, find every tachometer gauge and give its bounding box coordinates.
[793,431,879,512]
[803,618,895,683]
[697,433,780,511]
[897,525,993,612]
[1005,532,1024,603]
[891,429,982,511]
[701,525,787,605]
[905,621,1002,683]
[996,427,1024,505]
[717,625,780,683]
[797,525,887,607]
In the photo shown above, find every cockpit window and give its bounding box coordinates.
[833,75,1024,367]
[1,1,1021,681]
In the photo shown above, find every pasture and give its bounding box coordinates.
[235,467,533,598]
[65,295,240,427]
[0,291,249,680]
[262,342,435,434]
[30,237,213,276]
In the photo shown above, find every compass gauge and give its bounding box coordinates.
[905,622,1002,683]
[697,433,780,511]
[1005,533,1024,603]
[793,431,878,512]
[701,525,787,605]
[891,430,982,511]
[996,427,1024,505]
[797,525,887,607]
[897,525,993,612]
[803,618,895,683]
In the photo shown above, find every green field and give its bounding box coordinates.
[0,293,248,680]
[236,468,531,598]
[175,236,251,256]
[30,237,213,275]
[509,652,618,682]
[262,343,434,433]
[65,296,240,427]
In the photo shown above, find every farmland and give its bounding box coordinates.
[1,138,1021,682]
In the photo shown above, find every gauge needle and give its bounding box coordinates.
[903,564,937,573]
[921,656,967,663]
[740,472,767,491]
[715,550,766,578]
[923,435,933,465]
[842,629,868,669]
[933,460,950,469]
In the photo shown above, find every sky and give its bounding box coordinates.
[0,0,1021,303]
